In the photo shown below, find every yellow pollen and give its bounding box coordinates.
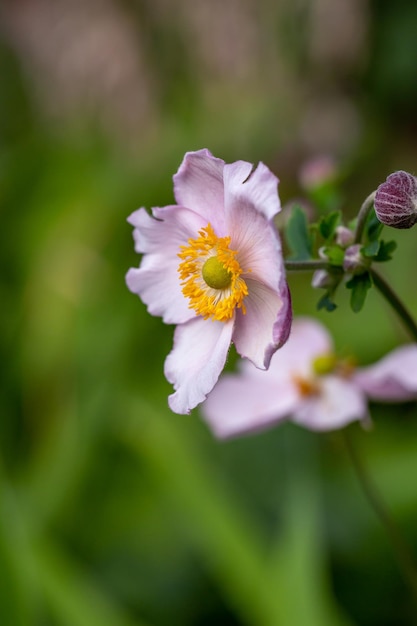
[292,374,320,397]
[178,223,249,322]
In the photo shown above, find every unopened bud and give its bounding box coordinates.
[343,244,369,275]
[374,170,417,229]
[335,226,354,247]
[312,270,333,288]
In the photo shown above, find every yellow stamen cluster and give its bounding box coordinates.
[178,223,248,322]
[292,374,321,397]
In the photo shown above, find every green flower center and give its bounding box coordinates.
[202,255,232,289]
[312,353,337,376]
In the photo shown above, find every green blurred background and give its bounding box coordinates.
[1,1,417,624]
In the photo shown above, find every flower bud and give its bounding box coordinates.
[311,270,333,288]
[343,244,369,275]
[335,225,354,247]
[374,170,417,229]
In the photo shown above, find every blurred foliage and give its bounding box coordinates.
[1,1,417,625]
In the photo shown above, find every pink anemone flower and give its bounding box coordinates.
[126,149,292,414]
[202,318,368,438]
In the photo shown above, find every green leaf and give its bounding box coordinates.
[366,210,383,242]
[321,245,345,266]
[285,205,312,261]
[318,211,341,240]
[346,272,372,313]
[317,292,337,312]
[373,240,397,262]
[362,239,380,258]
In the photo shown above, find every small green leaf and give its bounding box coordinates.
[346,272,372,313]
[317,292,337,312]
[318,211,341,240]
[362,239,380,258]
[373,240,397,262]
[322,245,345,266]
[284,205,312,261]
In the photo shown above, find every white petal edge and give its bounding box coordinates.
[165,316,234,414]
[232,279,291,369]
[224,160,281,222]
[173,149,227,235]
[126,206,206,324]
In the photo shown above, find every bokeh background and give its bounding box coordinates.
[2,0,417,624]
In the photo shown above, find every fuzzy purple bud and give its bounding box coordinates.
[374,170,417,229]
[343,244,369,275]
[335,225,354,248]
[312,270,334,289]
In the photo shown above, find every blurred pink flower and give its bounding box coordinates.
[202,318,367,438]
[126,149,292,414]
[299,155,337,190]
[354,345,417,402]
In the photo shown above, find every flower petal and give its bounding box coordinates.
[224,160,281,222]
[201,374,298,438]
[232,279,291,369]
[223,175,292,364]
[229,202,285,290]
[266,316,333,378]
[293,376,367,431]
[354,345,417,401]
[173,149,227,234]
[126,206,205,324]
[165,317,234,414]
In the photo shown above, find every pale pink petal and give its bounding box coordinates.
[223,162,283,292]
[128,206,204,255]
[229,200,285,290]
[232,280,285,368]
[231,317,332,386]
[232,277,293,368]
[224,160,281,222]
[173,149,227,234]
[126,206,206,324]
[269,317,333,378]
[293,377,367,431]
[203,319,330,438]
[165,317,234,414]
[202,375,298,439]
[223,178,292,364]
[354,345,417,401]
[125,266,189,324]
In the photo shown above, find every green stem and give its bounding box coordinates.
[284,260,330,272]
[370,268,417,342]
[343,430,417,607]
[354,191,376,244]
[284,259,417,343]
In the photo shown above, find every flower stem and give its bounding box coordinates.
[284,260,330,272]
[354,191,376,244]
[370,268,417,342]
[343,429,417,606]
